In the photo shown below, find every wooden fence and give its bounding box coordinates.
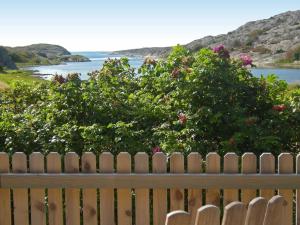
[0,151,300,225]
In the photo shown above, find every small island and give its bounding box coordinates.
[0,43,90,69]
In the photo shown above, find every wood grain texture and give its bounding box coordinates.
[12,152,29,225]
[244,197,267,225]
[170,152,185,211]
[0,152,11,225]
[65,152,80,225]
[153,153,167,225]
[187,153,202,225]
[221,202,247,225]
[263,195,286,225]
[195,205,220,225]
[223,153,239,206]
[134,153,149,225]
[29,153,46,225]
[47,152,63,225]
[259,153,275,199]
[82,153,97,225]
[278,153,293,225]
[206,153,220,206]
[165,211,190,225]
[99,152,115,225]
[241,153,257,205]
[117,152,132,225]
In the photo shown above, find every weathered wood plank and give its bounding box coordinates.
[29,153,46,225]
[82,153,97,225]
[259,153,275,199]
[12,152,29,225]
[117,152,132,225]
[187,153,202,225]
[170,152,184,211]
[100,152,115,225]
[241,153,257,205]
[0,152,11,225]
[206,153,220,206]
[134,153,149,225]
[278,153,293,225]
[65,152,80,225]
[153,153,167,225]
[47,152,63,225]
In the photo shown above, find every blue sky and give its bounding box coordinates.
[1,0,299,51]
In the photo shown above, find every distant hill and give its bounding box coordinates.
[115,10,300,67]
[0,44,90,69]
[0,47,17,69]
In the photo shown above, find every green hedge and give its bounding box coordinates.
[1,46,300,156]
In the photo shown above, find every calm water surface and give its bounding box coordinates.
[27,52,300,83]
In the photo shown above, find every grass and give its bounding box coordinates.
[0,70,47,90]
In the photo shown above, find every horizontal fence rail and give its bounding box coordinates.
[0,151,300,225]
[1,174,300,189]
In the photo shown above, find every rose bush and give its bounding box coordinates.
[0,46,299,156]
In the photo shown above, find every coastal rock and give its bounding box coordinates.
[114,10,300,66]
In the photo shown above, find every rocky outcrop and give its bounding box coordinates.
[115,10,300,66]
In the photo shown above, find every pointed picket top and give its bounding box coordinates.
[244,197,268,225]
[195,205,220,225]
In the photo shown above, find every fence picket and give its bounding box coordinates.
[165,211,190,225]
[263,195,286,225]
[0,152,11,225]
[134,153,150,225]
[187,153,202,225]
[195,205,220,225]
[241,153,257,205]
[259,153,275,199]
[223,153,239,206]
[29,153,46,225]
[244,197,267,225]
[206,153,220,206]
[82,153,97,225]
[170,152,185,211]
[99,152,115,225]
[221,202,247,225]
[153,152,167,225]
[65,152,80,225]
[12,152,29,225]
[297,154,300,225]
[47,152,63,225]
[278,153,293,225]
[117,152,132,225]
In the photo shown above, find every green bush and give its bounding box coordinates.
[0,46,299,156]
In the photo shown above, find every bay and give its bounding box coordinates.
[26,52,300,83]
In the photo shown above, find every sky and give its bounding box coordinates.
[1,0,299,51]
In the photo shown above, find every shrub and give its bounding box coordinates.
[0,46,299,156]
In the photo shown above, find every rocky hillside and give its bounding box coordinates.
[115,10,300,66]
[1,44,90,68]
